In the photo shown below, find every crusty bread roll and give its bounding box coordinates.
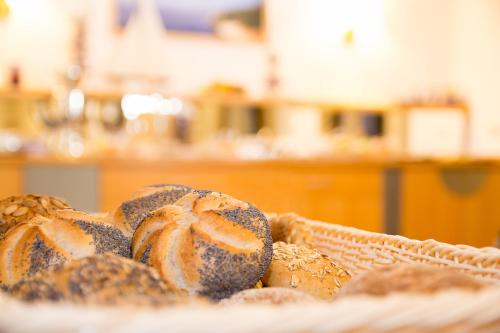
[338,264,486,297]
[0,195,71,238]
[220,287,316,305]
[10,253,187,306]
[132,190,273,300]
[262,242,351,300]
[113,184,193,235]
[0,210,130,287]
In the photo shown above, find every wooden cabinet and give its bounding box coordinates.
[3,156,500,247]
[0,157,22,198]
[401,164,500,247]
[100,160,384,232]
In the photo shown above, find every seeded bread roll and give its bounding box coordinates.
[113,184,193,235]
[10,253,186,306]
[0,195,71,238]
[262,242,351,300]
[220,287,316,306]
[338,264,486,297]
[132,190,273,300]
[0,210,131,287]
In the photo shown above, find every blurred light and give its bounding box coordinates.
[236,142,268,160]
[0,134,22,152]
[121,94,184,120]
[121,94,141,120]
[67,131,85,158]
[5,0,48,18]
[68,89,85,118]
[170,98,183,115]
[5,136,21,152]
[68,141,84,158]
[0,0,9,19]
[306,0,385,50]
[158,98,173,116]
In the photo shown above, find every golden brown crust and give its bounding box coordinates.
[0,195,72,238]
[9,254,190,306]
[262,242,351,300]
[0,211,131,287]
[114,184,193,235]
[132,190,273,300]
[220,287,316,305]
[338,264,486,297]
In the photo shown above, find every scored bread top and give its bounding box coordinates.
[9,253,186,306]
[114,184,193,235]
[132,190,273,300]
[54,210,131,257]
[0,210,131,287]
[0,195,71,238]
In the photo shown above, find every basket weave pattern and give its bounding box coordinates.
[268,213,500,284]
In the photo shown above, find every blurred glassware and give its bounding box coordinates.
[44,126,85,158]
[35,64,88,158]
[100,100,124,131]
[9,66,20,89]
[174,99,196,143]
[36,98,67,129]
[67,88,85,121]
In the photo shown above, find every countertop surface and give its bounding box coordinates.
[2,153,500,168]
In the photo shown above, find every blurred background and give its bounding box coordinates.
[0,0,499,247]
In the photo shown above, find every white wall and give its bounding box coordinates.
[1,0,500,155]
[83,0,267,97]
[451,0,500,156]
[0,0,72,89]
[0,0,457,100]
[267,0,455,104]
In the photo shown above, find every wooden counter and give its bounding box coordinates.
[1,155,499,247]
[100,158,384,232]
[0,155,22,198]
[401,162,500,248]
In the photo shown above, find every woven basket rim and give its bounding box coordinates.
[1,287,499,332]
[280,212,500,257]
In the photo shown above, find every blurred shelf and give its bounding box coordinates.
[0,89,469,114]
[0,89,51,100]
[397,103,469,113]
[193,94,397,113]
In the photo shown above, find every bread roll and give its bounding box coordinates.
[10,253,185,306]
[132,190,273,300]
[338,264,486,297]
[220,287,316,306]
[114,184,192,235]
[0,210,130,287]
[262,242,351,300]
[0,195,71,238]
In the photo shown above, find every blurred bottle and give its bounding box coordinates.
[174,100,196,144]
[9,66,20,89]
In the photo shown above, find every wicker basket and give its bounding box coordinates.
[0,213,499,333]
[267,213,500,284]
